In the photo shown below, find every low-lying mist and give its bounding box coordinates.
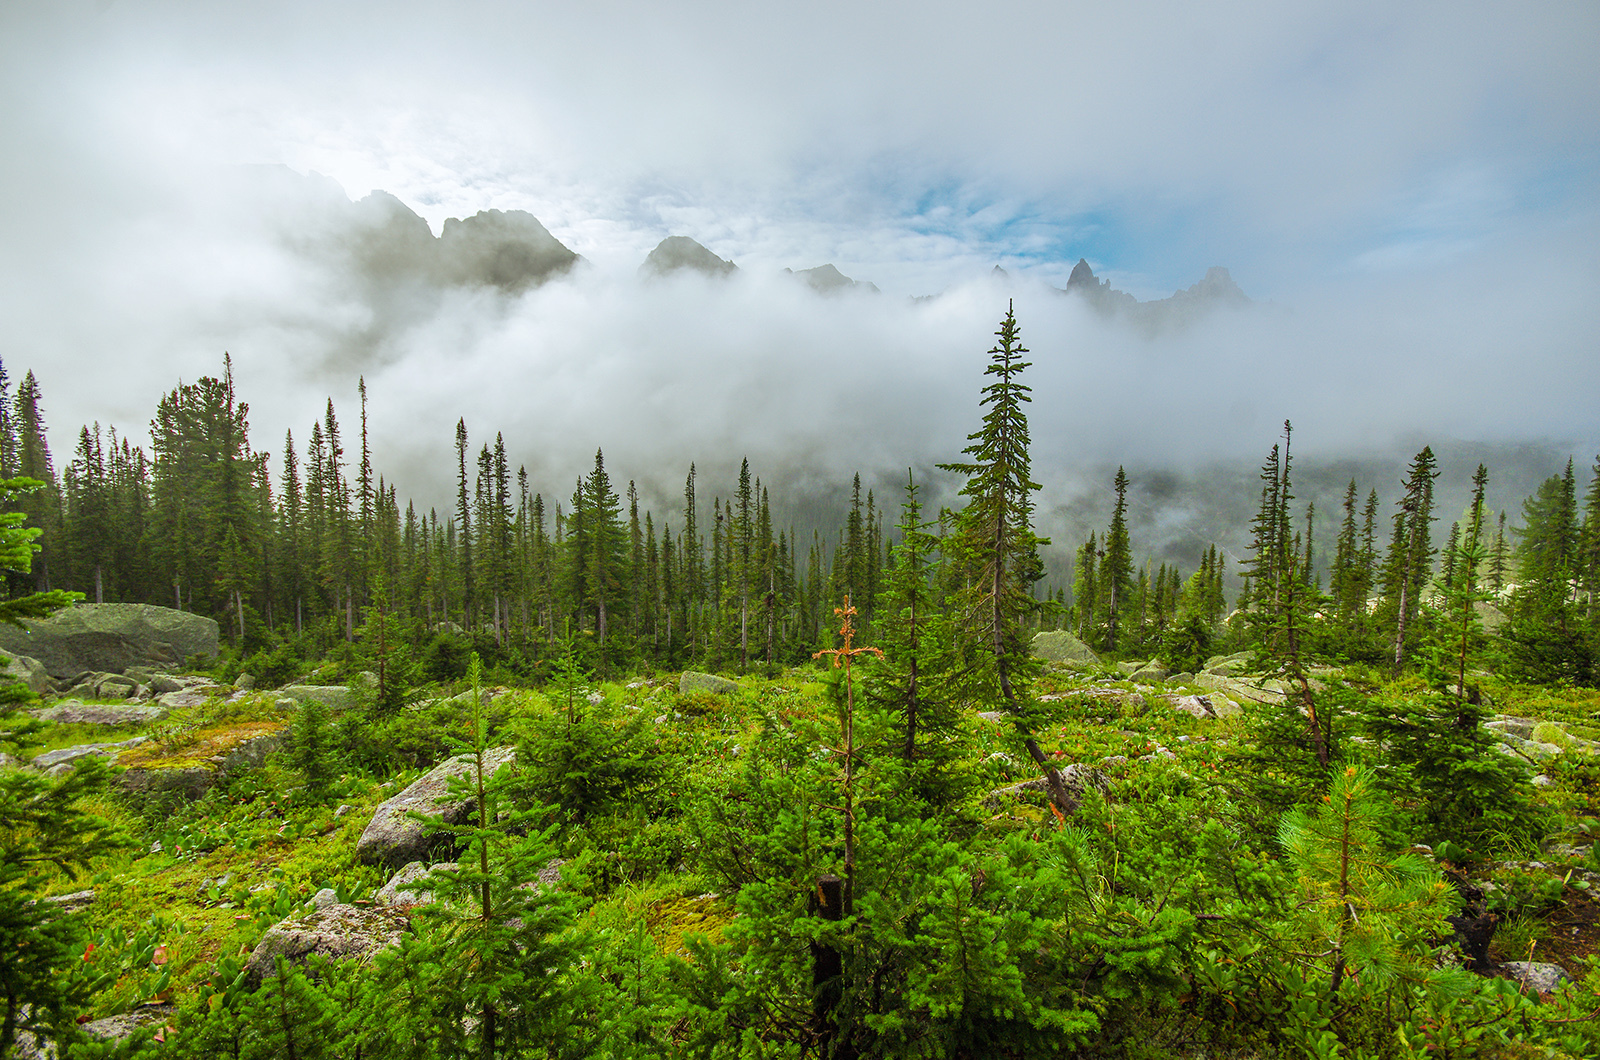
[17,171,1598,585]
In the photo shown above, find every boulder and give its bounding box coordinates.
[1501,961,1572,995]
[276,685,352,710]
[70,672,140,700]
[679,671,738,696]
[245,903,411,988]
[1129,664,1169,683]
[31,737,148,771]
[986,763,1109,812]
[32,702,167,726]
[1195,672,1284,705]
[1114,661,1144,677]
[1031,631,1100,669]
[374,860,456,907]
[118,729,285,800]
[356,747,518,869]
[0,603,219,678]
[0,652,52,695]
[1202,651,1253,676]
[1168,695,1215,720]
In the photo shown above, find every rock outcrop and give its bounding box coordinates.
[1032,630,1100,669]
[356,747,518,869]
[0,603,219,678]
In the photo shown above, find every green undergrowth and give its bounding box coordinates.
[15,660,1600,1058]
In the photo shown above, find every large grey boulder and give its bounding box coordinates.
[357,747,518,869]
[0,652,52,695]
[0,603,219,678]
[679,671,738,696]
[1031,631,1100,669]
[244,903,411,988]
[118,730,285,800]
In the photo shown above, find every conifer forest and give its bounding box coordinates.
[6,304,1600,1060]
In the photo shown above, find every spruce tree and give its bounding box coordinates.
[1381,447,1439,671]
[937,302,1074,814]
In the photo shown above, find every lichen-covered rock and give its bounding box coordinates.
[1031,631,1100,669]
[357,747,517,868]
[0,603,219,678]
[276,684,352,710]
[679,671,738,696]
[1202,651,1253,676]
[32,702,167,726]
[1195,672,1284,705]
[986,764,1109,811]
[31,737,148,771]
[0,652,52,695]
[374,860,456,907]
[1502,961,1572,994]
[245,904,411,988]
[1130,664,1169,683]
[118,728,286,800]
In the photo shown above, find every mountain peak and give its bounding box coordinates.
[785,263,879,295]
[640,236,737,279]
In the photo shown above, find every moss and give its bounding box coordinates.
[119,720,286,770]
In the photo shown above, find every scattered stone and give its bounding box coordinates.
[1195,672,1284,705]
[41,889,95,914]
[586,691,605,705]
[0,603,219,678]
[1168,695,1216,720]
[976,711,1005,723]
[1502,961,1572,995]
[1100,755,1129,765]
[1487,716,1537,740]
[156,688,216,710]
[1532,775,1554,787]
[538,858,566,889]
[356,747,518,869]
[245,903,412,988]
[335,804,351,817]
[1031,631,1100,669]
[31,702,167,726]
[235,673,256,691]
[312,888,340,911]
[679,671,738,696]
[1167,672,1196,685]
[1114,661,1143,677]
[1129,664,1169,683]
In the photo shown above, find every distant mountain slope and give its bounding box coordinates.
[1061,258,1250,331]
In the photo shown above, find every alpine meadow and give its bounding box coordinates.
[5,2,1600,1058]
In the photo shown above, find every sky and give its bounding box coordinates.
[2,0,1597,565]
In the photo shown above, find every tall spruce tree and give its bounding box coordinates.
[937,302,1074,814]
